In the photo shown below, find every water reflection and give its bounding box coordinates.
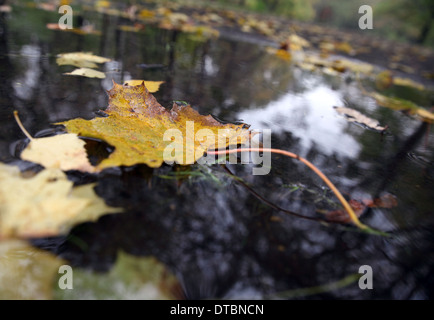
[1,4,434,299]
[238,83,361,159]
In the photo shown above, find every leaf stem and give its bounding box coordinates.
[13,111,34,141]
[207,147,369,231]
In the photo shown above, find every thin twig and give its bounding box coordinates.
[221,164,327,222]
[207,147,369,230]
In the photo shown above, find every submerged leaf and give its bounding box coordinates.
[0,163,121,239]
[0,240,65,299]
[57,82,253,170]
[54,251,184,300]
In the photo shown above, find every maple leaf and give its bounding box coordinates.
[57,81,252,170]
[0,163,121,239]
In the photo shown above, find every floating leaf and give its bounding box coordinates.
[56,52,111,69]
[332,59,374,74]
[14,111,95,172]
[0,240,66,299]
[57,81,253,170]
[370,92,434,122]
[20,133,95,172]
[375,70,393,91]
[54,251,184,300]
[0,163,121,239]
[63,68,106,79]
[123,80,164,93]
[138,9,155,19]
[393,77,425,91]
[334,106,387,132]
[275,49,292,61]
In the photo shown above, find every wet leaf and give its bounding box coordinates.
[138,9,155,19]
[21,133,95,172]
[393,77,425,91]
[0,240,65,299]
[58,82,252,170]
[54,251,184,300]
[371,92,434,122]
[275,49,292,61]
[332,59,374,74]
[56,52,111,69]
[375,70,393,91]
[334,106,387,132]
[0,163,121,239]
[14,111,95,172]
[63,68,106,79]
[123,80,164,93]
[288,34,310,50]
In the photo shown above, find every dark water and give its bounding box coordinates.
[1,3,434,299]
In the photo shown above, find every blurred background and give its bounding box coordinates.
[193,0,434,46]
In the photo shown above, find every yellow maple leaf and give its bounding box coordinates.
[57,81,253,170]
[0,163,121,239]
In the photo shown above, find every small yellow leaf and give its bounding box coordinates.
[288,34,310,50]
[95,0,111,8]
[393,77,425,91]
[334,42,354,55]
[20,133,96,173]
[56,52,111,68]
[375,70,393,91]
[275,49,291,61]
[123,80,164,93]
[64,68,106,79]
[138,9,155,19]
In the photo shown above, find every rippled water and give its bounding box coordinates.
[1,3,434,299]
